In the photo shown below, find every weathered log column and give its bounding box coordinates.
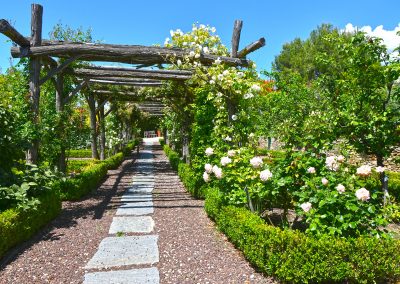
[99,101,106,160]
[26,4,43,164]
[55,74,66,172]
[88,93,99,159]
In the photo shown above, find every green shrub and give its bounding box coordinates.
[178,163,207,198]
[163,145,181,171]
[57,142,137,201]
[66,149,92,158]
[159,137,165,146]
[204,188,400,283]
[67,159,98,173]
[0,190,61,259]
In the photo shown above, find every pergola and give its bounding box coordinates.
[0,4,265,171]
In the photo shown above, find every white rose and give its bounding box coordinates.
[356,165,372,177]
[307,167,316,174]
[321,177,329,186]
[250,157,263,168]
[300,202,312,213]
[204,163,213,173]
[205,147,214,156]
[260,169,273,182]
[203,171,210,182]
[355,188,370,201]
[220,156,232,166]
[336,184,346,194]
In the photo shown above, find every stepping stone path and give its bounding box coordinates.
[84,139,160,283]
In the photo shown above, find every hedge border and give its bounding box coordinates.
[0,139,139,260]
[163,145,400,283]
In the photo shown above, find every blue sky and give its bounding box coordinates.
[1,0,399,73]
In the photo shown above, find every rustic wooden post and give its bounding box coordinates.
[26,4,43,164]
[227,20,243,126]
[55,74,66,172]
[88,93,100,159]
[99,100,106,160]
[231,20,243,57]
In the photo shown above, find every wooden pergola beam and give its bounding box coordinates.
[0,19,30,47]
[87,79,163,87]
[67,67,191,81]
[91,90,139,96]
[11,42,251,66]
[84,65,192,75]
[82,76,161,83]
[237,38,266,58]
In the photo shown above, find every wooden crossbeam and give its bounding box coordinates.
[11,42,251,66]
[84,76,161,83]
[84,65,192,75]
[87,79,163,87]
[237,38,266,58]
[64,80,87,104]
[0,19,30,47]
[68,67,192,81]
[40,55,82,85]
[91,90,140,96]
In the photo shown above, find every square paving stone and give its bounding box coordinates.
[84,267,159,284]
[85,235,159,269]
[116,201,154,216]
[109,216,154,234]
[128,186,154,194]
[121,193,152,202]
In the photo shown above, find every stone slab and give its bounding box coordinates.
[128,186,154,194]
[116,201,154,216]
[109,216,154,234]
[121,193,153,202]
[85,235,159,269]
[84,267,159,284]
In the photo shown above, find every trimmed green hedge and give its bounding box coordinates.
[163,145,207,198]
[66,149,92,158]
[205,188,400,283]
[67,159,99,174]
[0,190,61,259]
[163,145,181,171]
[178,163,207,199]
[0,139,139,260]
[57,144,135,200]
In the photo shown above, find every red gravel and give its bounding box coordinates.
[152,144,277,284]
[0,154,138,284]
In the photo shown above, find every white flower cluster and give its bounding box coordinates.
[220,156,232,166]
[250,156,263,168]
[325,155,344,171]
[260,169,272,182]
[356,165,371,177]
[355,188,370,201]
[205,147,214,156]
[300,202,312,213]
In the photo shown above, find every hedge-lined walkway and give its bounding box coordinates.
[0,139,275,283]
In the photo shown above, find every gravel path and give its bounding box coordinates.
[152,144,276,284]
[0,142,277,283]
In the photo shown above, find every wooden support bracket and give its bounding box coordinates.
[39,55,82,85]
[64,79,87,104]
